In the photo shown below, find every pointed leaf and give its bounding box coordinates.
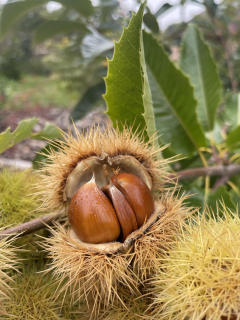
[104,2,151,136]
[0,118,39,154]
[180,25,222,132]
[143,31,206,156]
[34,21,90,45]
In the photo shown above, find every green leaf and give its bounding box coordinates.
[155,3,173,17]
[180,25,222,132]
[143,11,160,34]
[0,118,39,154]
[226,126,240,150]
[31,122,62,140]
[0,128,12,155]
[143,31,206,156]
[34,21,90,45]
[185,186,235,213]
[71,81,106,121]
[104,1,150,136]
[0,0,93,39]
[223,93,240,131]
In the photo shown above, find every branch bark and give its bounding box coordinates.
[0,210,65,240]
[171,164,240,182]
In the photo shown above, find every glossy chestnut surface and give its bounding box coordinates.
[68,175,121,244]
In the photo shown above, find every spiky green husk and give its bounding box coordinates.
[2,262,86,320]
[40,125,172,211]
[150,204,240,320]
[0,168,44,227]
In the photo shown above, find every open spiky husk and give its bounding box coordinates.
[149,203,240,320]
[40,125,173,211]
[43,192,193,316]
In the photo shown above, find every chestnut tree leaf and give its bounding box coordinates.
[143,31,206,156]
[180,25,222,132]
[0,118,62,154]
[0,118,39,154]
[104,1,157,141]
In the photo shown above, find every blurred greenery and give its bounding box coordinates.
[1,75,78,110]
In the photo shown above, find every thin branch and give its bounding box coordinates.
[171,164,240,182]
[0,210,65,240]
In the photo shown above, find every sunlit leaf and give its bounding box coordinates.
[180,25,222,132]
[143,31,206,156]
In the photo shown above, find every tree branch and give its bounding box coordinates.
[171,164,240,182]
[0,210,65,240]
